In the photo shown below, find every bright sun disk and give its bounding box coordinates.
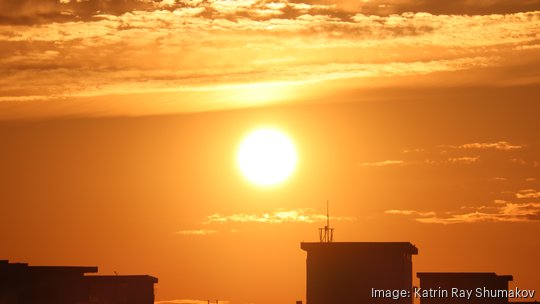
[237,128,297,186]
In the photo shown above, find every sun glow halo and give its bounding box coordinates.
[237,129,297,186]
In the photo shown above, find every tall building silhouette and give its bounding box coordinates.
[0,260,157,304]
[301,242,418,304]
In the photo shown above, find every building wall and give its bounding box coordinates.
[83,278,157,304]
[302,243,418,304]
[417,273,512,304]
[0,261,157,304]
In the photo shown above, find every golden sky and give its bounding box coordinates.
[1,0,540,118]
[1,1,540,304]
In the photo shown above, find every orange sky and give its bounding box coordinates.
[1,1,540,304]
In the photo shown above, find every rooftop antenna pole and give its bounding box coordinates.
[327,200,329,231]
[319,200,334,243]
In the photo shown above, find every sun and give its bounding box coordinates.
[237,128,297,186]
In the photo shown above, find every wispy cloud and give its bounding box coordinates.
[516,189,540,199]
[447,156,480,164]
[204,208,356,224]
[175,229,218,236]
[347,0,540,15]
[447,141,524,151]
[385,209,436,217]
[402,148,425,153]
[510,158,528,165]
[358,156,482,167]
[386,200,540,224]
[176,208,356,236]
[358,160,405,167]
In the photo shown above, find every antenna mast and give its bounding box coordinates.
[318,200,334,243]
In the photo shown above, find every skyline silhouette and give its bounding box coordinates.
[2,239,537,304]
[1,1,539,303]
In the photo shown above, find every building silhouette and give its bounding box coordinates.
[0,260,157,304]
[417,272,513,304]
[301,242,418,304]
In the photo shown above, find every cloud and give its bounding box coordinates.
[175,208,356,236]
[175,229,218,235]
[2,0,539,26]
[358,156,481,167]
[402,148,425,153]
[447,141,524,151]
[204,208,356,224]
[385,209,436,217]
[347,0,540,16]
[516,189,540,199]
[510,158,528,165]
[0,0,156,25]
[386,200,540,224]
[446,156,479,164]
[358,160,405,167]
[1,2,540,118]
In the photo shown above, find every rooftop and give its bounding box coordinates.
[84,275,158,283]
[0,260,97,274]
[417,272,513,281]
[301,242,418,254]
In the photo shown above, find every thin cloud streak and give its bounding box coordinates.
[358,160,405,167]
[447,141,524,151]
[385,209,436,217]
[386,201,540,224]
[175,229,218,235]
[204,208,356,224]
[175,208,356,236]
[358,156,481,168]
[447,156,479,164]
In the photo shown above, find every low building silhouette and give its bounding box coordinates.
[301,242,418,304]
[0,260,157,304]
[417,272,513,304]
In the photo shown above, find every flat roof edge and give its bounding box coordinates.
[84,275,158,283]
[300,242,418,254]
[417,272,513,281]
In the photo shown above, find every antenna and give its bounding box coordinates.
[327,200,329,230]
[318,200,334,243]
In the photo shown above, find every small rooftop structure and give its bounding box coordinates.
[318,201,334,243]
[417,272,513,304]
